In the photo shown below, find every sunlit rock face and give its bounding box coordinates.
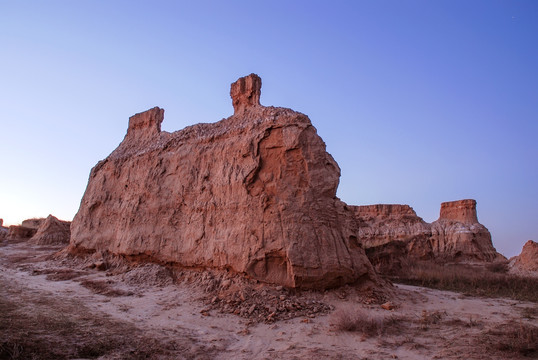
[353,200,502,273]
[429,200,500,261]
[510,240,538,273]
[30,215,71,245]
[69,74,379,289]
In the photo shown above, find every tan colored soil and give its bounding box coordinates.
[1,241,536,359]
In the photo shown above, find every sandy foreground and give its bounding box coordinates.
[1,241,536,360]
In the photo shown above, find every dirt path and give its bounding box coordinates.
[1,241,536,359]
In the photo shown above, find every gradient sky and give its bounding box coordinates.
[1,1,536,257]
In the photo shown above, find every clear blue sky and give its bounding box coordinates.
[1,1,536,257]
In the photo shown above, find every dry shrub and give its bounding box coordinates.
[482,322,538,357]
[330,306,404,337]
[486,261,509,273]
[394,262,538,302]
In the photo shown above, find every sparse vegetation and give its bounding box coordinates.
[481,322,538,357]
[330,306,404,336]
[393,262,538,302]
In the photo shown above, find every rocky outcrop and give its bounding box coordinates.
[21,218,46,229]
[7,225,37,240]
[30,215,71,245]
[429,200,500,261]
[354,200,502,273]
[510,240,538,274]
[69,74,378,289]
[0,219,8,240]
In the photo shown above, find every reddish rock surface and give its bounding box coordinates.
[6,218,46,241]
[7,225,37,240]
[438,199,479,223]
[21,218,46,230]
[69,74,378,289]
[510,240,538,273]
[0,219,7,239]
[354,200,502,273]
[429,200,500,261]
[30,215,71,245]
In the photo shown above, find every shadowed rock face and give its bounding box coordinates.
[353,200,502,273]
[7,225,37,240]
[69,74,378,289]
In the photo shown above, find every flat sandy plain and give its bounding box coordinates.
[1,241,536,359]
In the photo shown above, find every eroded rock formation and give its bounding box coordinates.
[429,200,499,261]
[7,225,37,240]
[69,74,378,289]
[30,215,71,245]
[22,218,46,229]
[354,200,502,273]
[510,240,538,274]
[6,217,46,241]
[0,219,7,240]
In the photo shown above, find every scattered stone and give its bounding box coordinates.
[381,302,394,311]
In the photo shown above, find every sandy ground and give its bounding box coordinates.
[1,241,536,360]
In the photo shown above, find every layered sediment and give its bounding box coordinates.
[69,74,378,289]
[354,200,502,273]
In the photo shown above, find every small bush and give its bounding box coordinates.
[330,306,403,337]
[486,261,509,273]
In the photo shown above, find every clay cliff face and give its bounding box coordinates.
[70,74,377,289]
[30,215,71,245]
[510,240,538,273]
[354,200,501,273]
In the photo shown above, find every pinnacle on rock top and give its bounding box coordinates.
[230,73,262,114]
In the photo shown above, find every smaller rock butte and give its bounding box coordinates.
[353,199,502,274]
[7,225,38,240]
[30,215,71,245]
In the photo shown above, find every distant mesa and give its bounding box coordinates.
[353,199,503,274]
[3,216,71,245]
[69,73,379,290]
